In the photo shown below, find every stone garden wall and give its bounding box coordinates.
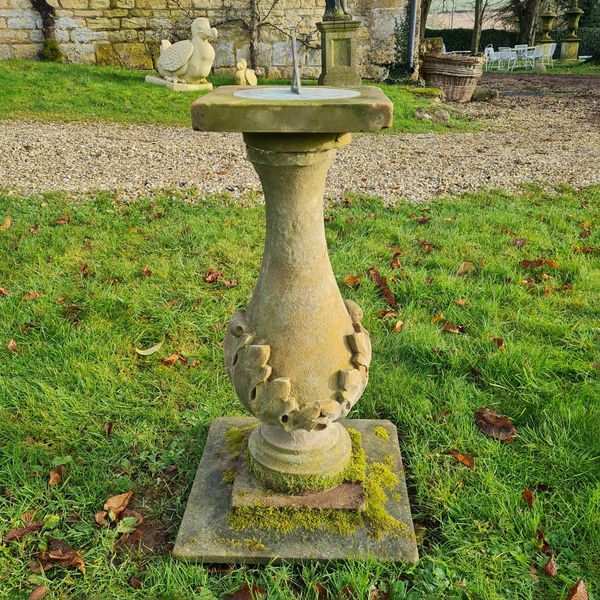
[0,0,410,80]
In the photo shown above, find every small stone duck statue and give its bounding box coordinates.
[233,59,258,86]
[157,18,217,85]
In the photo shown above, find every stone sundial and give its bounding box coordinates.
[173,39,418,564]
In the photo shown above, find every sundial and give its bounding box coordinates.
[173,39,418,564]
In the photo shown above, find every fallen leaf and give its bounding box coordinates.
[204,268,223,283]
[48,466,65,486]
[573,246,599,255]
[490,336,505,348]
[529,567,539,581]
[160,353,186,366]
[23,291,40,301]
[94,511,109,528]
[543,554,557,577]
[104,422,113,437]
[0,287,9,296]
[521,258,558,268]
[536,529,552,555]
[225,583,266,600]
[454,298,467,306]
[0,215,11,232]
[442,322,465,334]
[418,239,436,253]
[368,267,398,311]
[313,583,328,599]
[579,229,590,239]
[141,265,152,277]
[21,511,36,524]
[341,274,361,289]
[510,238,527,248]
[54,215,70,225]
[28,586,47,600]
[416,216,431,224]
[377,309,397,319]
[31,537,85,573]
[521,278,535,286]
[129,575,142,589]
[21,322,39,333]
[390,253,402,269]
[431,313,444,324]
[135,341,164,356]
[501,227,517,236]
[104,491,133,521]
[7,339,17,353]
[392,320,404,333]
[566,579,588,600]
[224,279,238,288]
[449,449,474,468]
[79,262,89,277]
[3,521,43,541]
[457,261,473,276]
[474,408,517,443]
[522,488,535,507]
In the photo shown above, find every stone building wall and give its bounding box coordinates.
[0,0,411,80]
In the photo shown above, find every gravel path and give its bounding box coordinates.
[1,74,599,202]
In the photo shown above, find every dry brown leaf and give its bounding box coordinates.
[141,265,152,277]
[31,537,85,573]
[509,237,527,248]
[543,554,558,577]
[104,491,133,520]
[449,449,474,468]
[522,488,535,507]
[129,575,142,589]
[3,521,43,541]
[475,408,517,443]
[457,261,473,276]
[49,466,65,486]
[431,313,444,324]
[368,267,398,311]
[521,277,536,286]
[536,529,552,555]
[341,274,361,289]
[225,583,266,600]
[390,252,402,269]
[135,341,164,356]
[392,320,404,333]
[160,353,186,366]
[377,309,397,319]
[23,291,40,301]
[7,339,17,353]
[0,216,11,232]
[80,262,89,277]
[573,246,599,255]
[566,579,588,600]
[54,215,70,225]
[418,239,436,253]
[0,287,9,296]
[224,279,238,288]
[94,511,109,528]
[521,258,558,268]
[416,216,431,224]
[442,322,465,334]
[204,268,223,283]
[454,298,467,306]
[21,510,36,524]
[313,583,328,599]
[28,585,47,600]
[491,336,505,348]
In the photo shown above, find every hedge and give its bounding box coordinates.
[425,28,519,52]
[426,27,600,57]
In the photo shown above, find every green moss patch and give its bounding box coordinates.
[374,426,390,441]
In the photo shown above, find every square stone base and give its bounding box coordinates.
[145,75,213,92]
[317,20,362,87]
[173,417,418,564]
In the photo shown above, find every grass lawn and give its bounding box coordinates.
[510,59,600,75]
[0,186,598,599]
[0,60,473,134]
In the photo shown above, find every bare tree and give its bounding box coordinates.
[471,0,489,53]
[498,0,543,44]
[420,0,433,39]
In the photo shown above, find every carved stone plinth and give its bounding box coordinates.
[317,20,362,87]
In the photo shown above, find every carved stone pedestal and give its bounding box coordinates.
[317,20,362,87]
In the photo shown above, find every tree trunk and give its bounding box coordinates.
[31,0,55,40]
[249,0,260,69]
[420,0,433,40]
[471,0,484,54]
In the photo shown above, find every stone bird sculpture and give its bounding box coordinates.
[233,59,258,86]
[157,18,217,85]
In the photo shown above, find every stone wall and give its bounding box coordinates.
[0,0,411,80]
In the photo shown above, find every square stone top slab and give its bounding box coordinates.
[191,85,393,133]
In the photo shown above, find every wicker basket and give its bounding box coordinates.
[421,53,486,103]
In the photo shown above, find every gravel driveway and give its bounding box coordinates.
[1,74,599,202]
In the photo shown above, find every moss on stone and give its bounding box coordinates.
[225,424,256,455]
[214,536,268,552]
[246,427,366,494]
[221,467,237,485]
[374,426,390,441]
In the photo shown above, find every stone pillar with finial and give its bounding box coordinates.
[560,0,584,60]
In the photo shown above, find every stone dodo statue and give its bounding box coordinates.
[157,18,217,85]
[233,59,258,86]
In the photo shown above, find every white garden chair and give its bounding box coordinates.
[484,45,501,70]
[498,47,516,71]
[514,44,529,68]
[541,42,556,67]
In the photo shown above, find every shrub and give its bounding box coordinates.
[40,38,63,62]
[579,27,600,55]
[425,28,519,52]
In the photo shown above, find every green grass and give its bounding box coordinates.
[0,186,599,599]
[510,59,600,75]
[0,60,473,134]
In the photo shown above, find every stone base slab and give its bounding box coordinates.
[173,417,418,564]
[145,75,213,92]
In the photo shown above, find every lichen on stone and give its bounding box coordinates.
[373,426,390,441]
[221,467,237,485]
